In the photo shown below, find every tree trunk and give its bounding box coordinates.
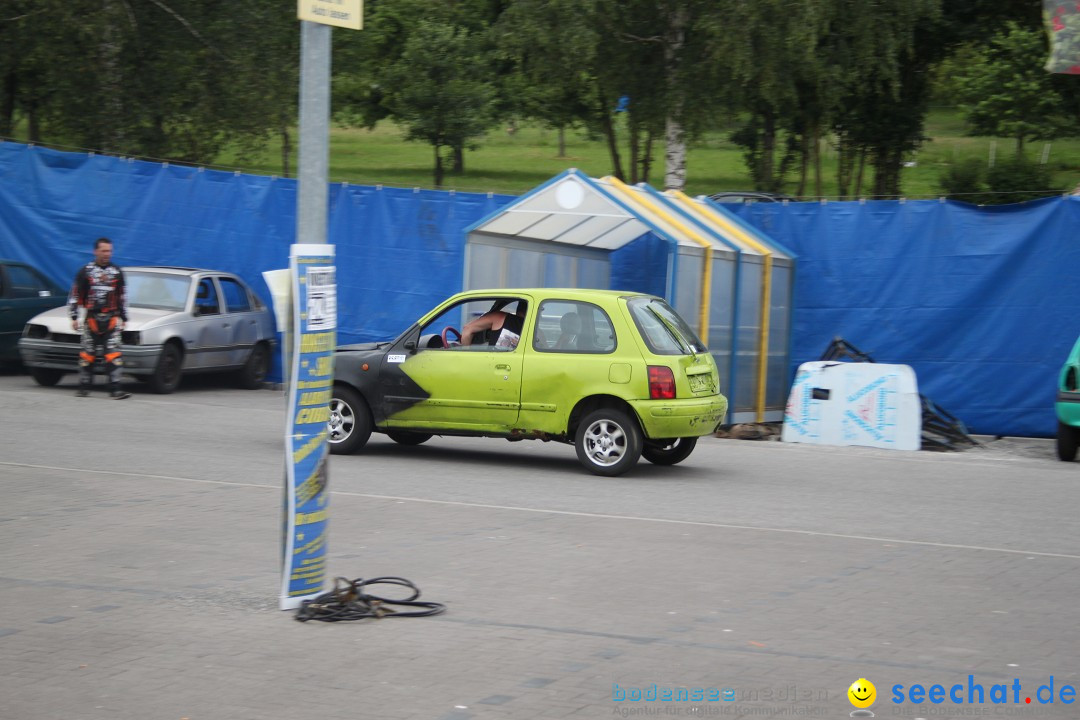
[641,131,654,185]
[812,126,822,200]
[853,150,866,198]
[797,132,809,198]
[27,96,40,143]
[281,125,292,179]
[453,144,464,174]
[628,116,640,185]
[0,71,15,137]
[557,126,566,158]
[100,0,126,150]
[836,137,852,199]
[598,92,624,181]
[662,5,688,190]
[759,111,776,191]
[434,144,444,187]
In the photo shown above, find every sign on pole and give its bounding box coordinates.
[298,0,363,30]
[279,245,337,610]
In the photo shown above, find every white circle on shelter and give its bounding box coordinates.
[555,179,585,210]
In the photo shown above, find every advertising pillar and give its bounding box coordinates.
[279,244,336,610]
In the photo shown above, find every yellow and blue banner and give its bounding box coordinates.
[279,244,336,610]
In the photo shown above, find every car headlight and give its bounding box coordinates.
[121,331,141,345]
[24,324,48,339]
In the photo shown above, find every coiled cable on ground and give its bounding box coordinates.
[294,576,446,622]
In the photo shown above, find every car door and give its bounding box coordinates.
[186,276,232,368]
[518,299,621,434]
[381,298,526,431]
[217,275,259,365]
[0,263,65,361]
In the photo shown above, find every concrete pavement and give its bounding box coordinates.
[0,372,1078,720]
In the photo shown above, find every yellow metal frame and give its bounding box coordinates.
[665,191,774,423]
[602,177,714,344]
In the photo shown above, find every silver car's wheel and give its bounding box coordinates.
[328,385,372,454]
[574,407,642,476]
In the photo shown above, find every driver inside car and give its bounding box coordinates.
[461,301,527,349]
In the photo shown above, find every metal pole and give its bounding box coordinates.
[297,20,332,246]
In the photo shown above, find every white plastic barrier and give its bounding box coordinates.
[782,361,921,451]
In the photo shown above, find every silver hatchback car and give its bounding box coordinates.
[19,266,276,393]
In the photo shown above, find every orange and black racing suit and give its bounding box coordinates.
[69,262,128,391]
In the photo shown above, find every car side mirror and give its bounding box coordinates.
[404,338,417,352]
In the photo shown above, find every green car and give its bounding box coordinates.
[0,259,67,364]
[329,289,728,476]
[1057,333,1080,462]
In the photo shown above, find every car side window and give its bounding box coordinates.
[533,300,616,354]
[195,278,221,316]
[219,277,251,313]
[7,265,49,298]
[417,298,526,351]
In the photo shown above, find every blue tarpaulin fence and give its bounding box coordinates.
[729,197,1080,438]
[2,140,1076,437]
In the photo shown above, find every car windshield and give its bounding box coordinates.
[626,297,707,356]
[126,272,190,311]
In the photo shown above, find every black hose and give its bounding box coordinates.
[295,576,446,623]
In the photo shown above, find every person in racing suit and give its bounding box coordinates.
[69,237,130,399]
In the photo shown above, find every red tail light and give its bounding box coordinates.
[648,365,676,399]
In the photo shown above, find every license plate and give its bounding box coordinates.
[688,373,714,393]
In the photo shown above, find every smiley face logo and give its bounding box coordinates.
[848,678,876,709]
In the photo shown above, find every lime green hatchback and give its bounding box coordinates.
[328,288,728,476]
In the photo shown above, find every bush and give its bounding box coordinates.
[938,158,986,201]
[984,156,1062,204]
[938,155,1062,205]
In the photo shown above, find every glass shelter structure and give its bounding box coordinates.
[463,169,796,422]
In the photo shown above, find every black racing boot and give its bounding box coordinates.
[75,385,91,398]
[110,387,131,400]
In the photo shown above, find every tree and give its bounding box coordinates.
[1,0,298,167]
[381,20,497,187]
[955,22,1080,153]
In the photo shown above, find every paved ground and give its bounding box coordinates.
[0,371,1078,720]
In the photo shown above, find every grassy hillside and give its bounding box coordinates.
[23,108,1080,199]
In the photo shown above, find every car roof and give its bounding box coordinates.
[708,191,794,203]
[124,266,225,276]
[456,288,660,302]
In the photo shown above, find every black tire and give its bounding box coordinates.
[1057,421,1079,462]
[386,430,432,446]
[328,384,373,455]
[237,343,270,389]
[642,436,698,466]
[29,367,65,387]
[574,407,643,477]
[149,343,182,394]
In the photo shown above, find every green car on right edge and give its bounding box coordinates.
[1057,333,1080,462]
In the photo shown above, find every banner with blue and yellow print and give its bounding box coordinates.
[279,244,336,610]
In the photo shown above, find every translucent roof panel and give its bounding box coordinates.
[663,191,765,258]
[468,170,653,249]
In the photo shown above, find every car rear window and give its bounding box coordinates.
[626,297,707,356]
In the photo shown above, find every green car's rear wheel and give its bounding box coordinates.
[1057,421,1079,462]
[575,407,642,476]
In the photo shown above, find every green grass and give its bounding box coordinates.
[27,108,1080,198]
